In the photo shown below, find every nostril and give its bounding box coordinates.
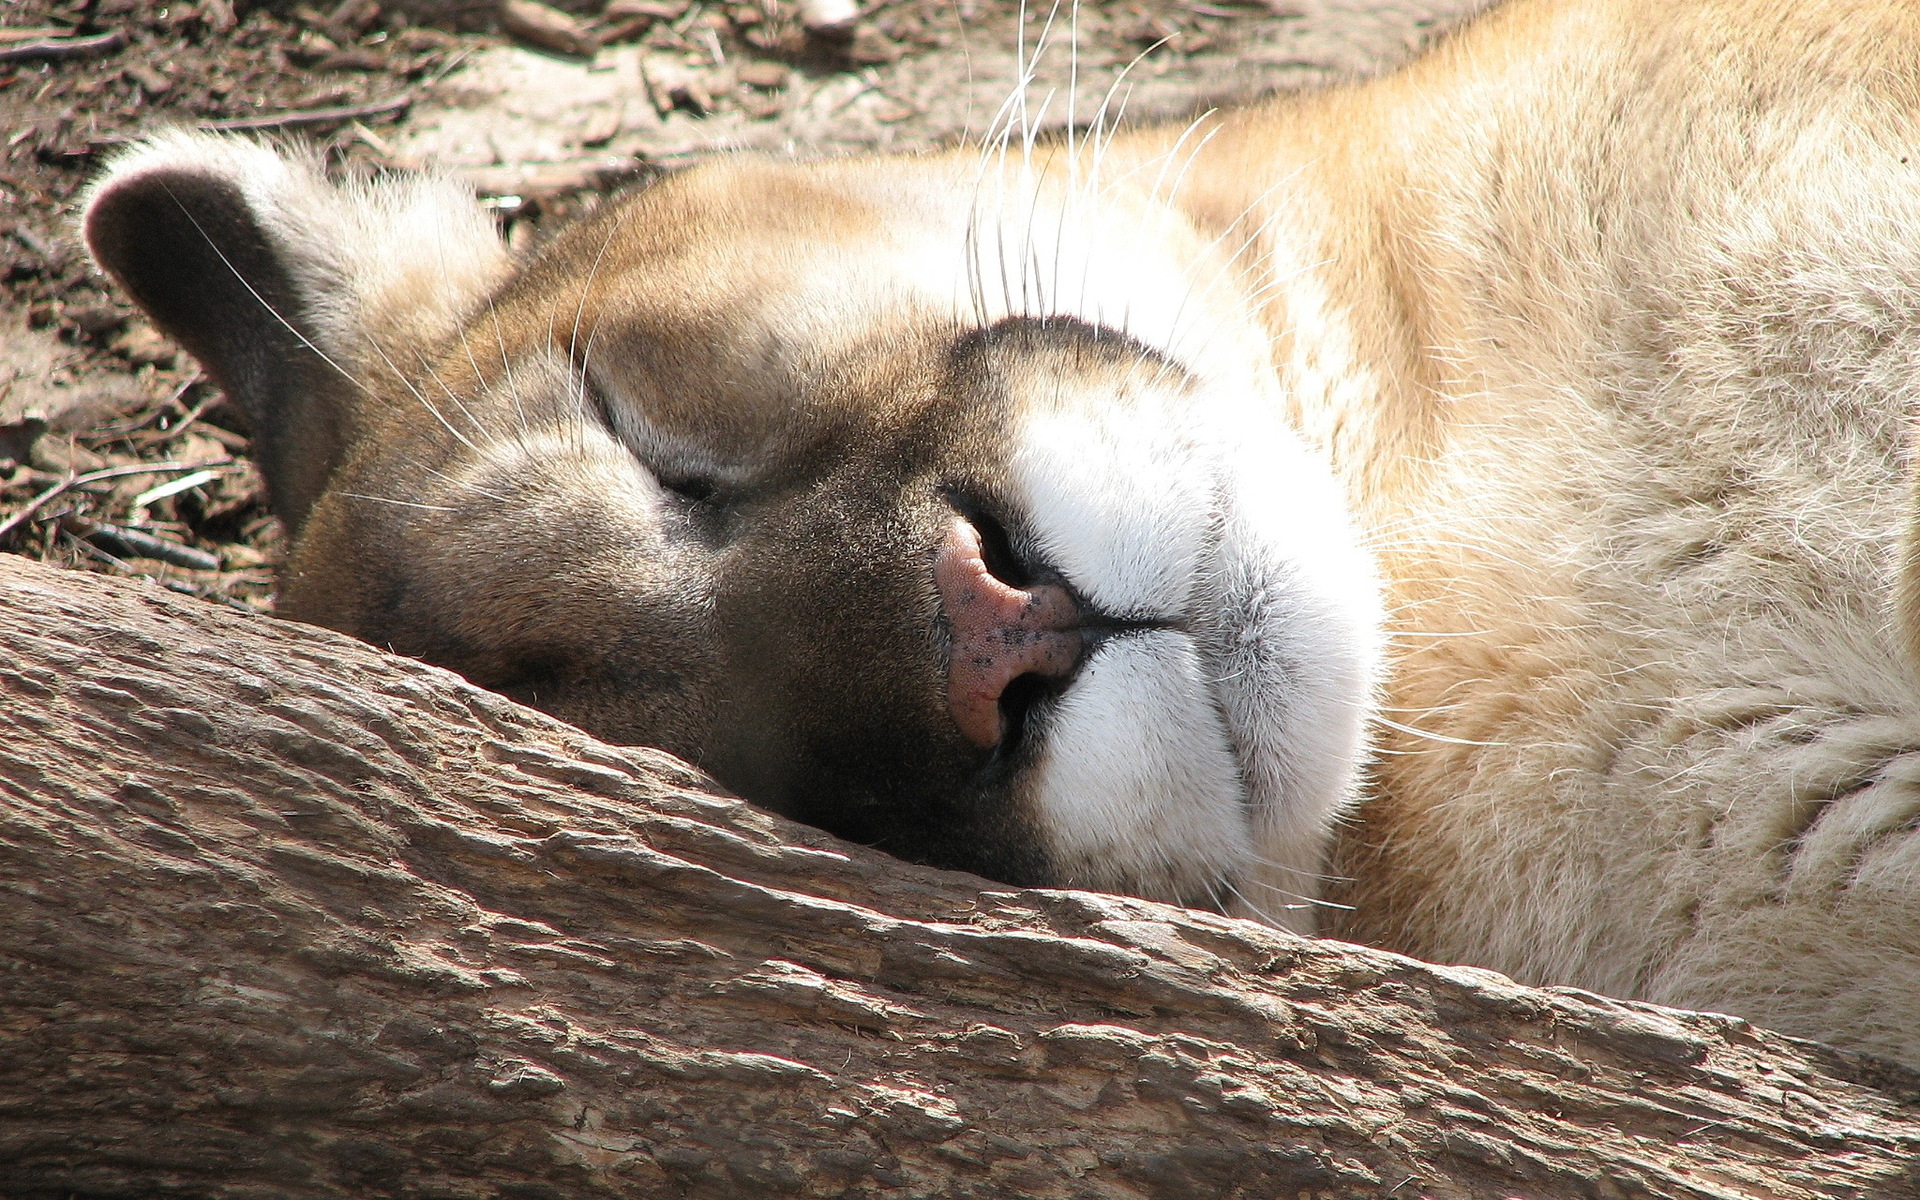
[967,504,1031,588]
[942,489,1034,588]
[995,671,1057,758]
[936,516,1085,749]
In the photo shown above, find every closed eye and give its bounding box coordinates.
[656,470,718,505]
[580,373,728,506]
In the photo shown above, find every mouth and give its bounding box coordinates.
[936,491,1180,767]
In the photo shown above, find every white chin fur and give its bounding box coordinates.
[1032,633,1250,902]
[1011,383,1382,933]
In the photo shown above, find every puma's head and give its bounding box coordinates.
[85,133,1381,929]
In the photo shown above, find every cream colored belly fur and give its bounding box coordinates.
[83,0,1920,1067]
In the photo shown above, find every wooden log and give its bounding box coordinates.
[1,552,1917,1199]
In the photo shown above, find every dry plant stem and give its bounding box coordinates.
[130,375,215,446]
[199,94,412,132]
[1,553,1919,1199]
[0,458,235,542]
[0,29,124,62]
[66,516,223,571]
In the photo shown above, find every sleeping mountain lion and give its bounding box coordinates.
[84,0,1920,1066]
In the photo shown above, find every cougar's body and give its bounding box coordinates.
[86,0,1920,1065]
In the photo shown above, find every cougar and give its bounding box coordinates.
[84,0,1920,1066]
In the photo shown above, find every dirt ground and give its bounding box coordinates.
[0,0,1491,611]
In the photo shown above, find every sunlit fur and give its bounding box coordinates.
[96,129,509,388]
[84,0,1920,1067]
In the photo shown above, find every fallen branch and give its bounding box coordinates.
[1,552,1918,1199]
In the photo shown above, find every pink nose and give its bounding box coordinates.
[935,516,1084,748]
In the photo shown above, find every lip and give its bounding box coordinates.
[1073,610,1185,640]
[975,613,1198,789]
[973,585,1188,775]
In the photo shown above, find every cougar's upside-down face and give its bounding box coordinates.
[85,133,1382,927]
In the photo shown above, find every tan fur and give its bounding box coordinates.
[85,0,1920,1066]
[1164,0,1920,1059]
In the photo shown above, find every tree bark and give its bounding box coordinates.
[1,554,1917,1200]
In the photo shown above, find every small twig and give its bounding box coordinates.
[199,94,411,133]
[422,44,475,89]
[8,223,57,260]
[90,374,208,441]
[133,376,219,447]
[67,517,223,573]
[129,468,224,510]
[0,460,234,543]
[61,528,132,573]
[163,371,205,412]
[0,29,124,64]
[460,156,653,198]
[830,80,880,117]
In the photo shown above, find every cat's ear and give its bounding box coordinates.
[84,132,509,530]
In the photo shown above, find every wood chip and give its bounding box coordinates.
[578,105,622,147]
[109,324,177,368]
[735,59,789,89]
[847,24,899,63]
[739,90,782,119]
[197,0,236,33]
[122,63,171,95]
[291,84,355,108]
[500,0,600,58]
[643,58,711,115]
[603,0,687,20]
[283,30,338,65]
[393,27,457,51]
[328,0,382,32]
[63,305,125,340]
[314,46,387,70]
[596,16,651,42]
